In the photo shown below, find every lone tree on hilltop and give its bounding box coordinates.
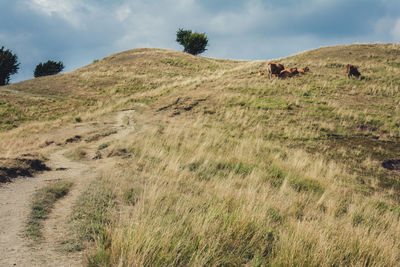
[0,46,19,85]
[176,28,208,56]
[34,60,65,78]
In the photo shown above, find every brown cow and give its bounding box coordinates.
[258,70,265,76]
[289,67,299,76]
[267,62,285,78]
[298,67,310,74]
[346,64,361,79]
[279,68,301,78]
[279,69,294,78]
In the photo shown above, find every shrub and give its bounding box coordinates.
[34,60,64,78]
[176,28,208,56]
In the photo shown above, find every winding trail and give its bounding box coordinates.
[0,110,135,267]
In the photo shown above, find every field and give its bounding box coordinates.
[1,44,400,266]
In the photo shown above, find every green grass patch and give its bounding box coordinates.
[263,165,287,188]
[26,181,73,240]
[326,62,345,68]
[227,96,292,111]
[160,58,192,67]
[267,207,284,224]
[70,178,115,257]
[387,61,400,68]
[97,142,109,150]
[352,213,365,226]
[289,177,324,195]
[187,160,253,181]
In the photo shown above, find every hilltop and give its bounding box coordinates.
[1,44,400,266]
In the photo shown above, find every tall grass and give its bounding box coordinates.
[76,107,400,265]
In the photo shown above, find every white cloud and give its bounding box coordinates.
[29,0,75,14]
[26,0,95,28]
[27,0,78,25]
[372,17,400,42]
[390,19,400,41]
[208,3,267,35]
[115,6,132,22]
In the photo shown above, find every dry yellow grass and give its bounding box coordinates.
[92,108,400,266]
[2,44,400,266]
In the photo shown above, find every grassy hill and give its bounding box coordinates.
[2,44,400,265]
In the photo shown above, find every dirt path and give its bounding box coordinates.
[0,110,135,267]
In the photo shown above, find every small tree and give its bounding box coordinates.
[0,46,19,85]
[176,28,208,56]
[34,60,64,78]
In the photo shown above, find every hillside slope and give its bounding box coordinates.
[0,48,238,132]
[2,44,400,266]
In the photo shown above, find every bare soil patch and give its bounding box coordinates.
[382,159,400,171]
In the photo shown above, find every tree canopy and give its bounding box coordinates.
[176,28,208,56]
[0,46,19,85]
[34,60,65,78]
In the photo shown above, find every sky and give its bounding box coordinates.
[1,0,400,83]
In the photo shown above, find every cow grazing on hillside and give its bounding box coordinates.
[346,64,361,79]
[258,70,265,76]
[267,62,285,78]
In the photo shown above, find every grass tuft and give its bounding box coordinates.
[26,181,73,240]
[289,177,324,194]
